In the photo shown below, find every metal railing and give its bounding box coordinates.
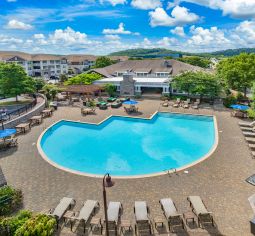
[0,98,37,128]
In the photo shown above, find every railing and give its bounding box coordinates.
[0,98,37,127]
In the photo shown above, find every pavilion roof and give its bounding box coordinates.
[62,85,103,94]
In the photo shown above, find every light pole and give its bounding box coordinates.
[103,173,114,236]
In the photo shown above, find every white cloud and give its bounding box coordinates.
[187,25,230,49]
[33,34,45,39]
[131,0,162,10]
[102,23,140,35]
[149,6,199,27]
[157,37,178,47]
[170,26,185,37]
[0,35,23,44]
[5,19,33,30]
[6,0,17,2]
[100,0,126,6]
[178,0,255,18]
[105,34,121,41]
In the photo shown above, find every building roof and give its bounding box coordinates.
[65,55,98,63]
[62,85,103,94]
[90,59,202,78]
[94,77,170,84]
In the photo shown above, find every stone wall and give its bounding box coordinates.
[3,94,47,129]
[120,73,135,96]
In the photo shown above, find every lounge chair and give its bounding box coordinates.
[134,201,152,235]
[249,144,255,150]
[196,98,201,104]
[49,197,76,228]
[183,101,189,109]
[248,194,255,214]
[159,198,184,232]
[107,202,122,235]
[72,200,100,232]
[186,98,191,104]
[245,137,255,143]
[111,101,122,108]
[239,121,255,127]
[192,102,199,109]
[243,132,255,137]
[241,126,254,132]
[161,100,169,107]
[176,98,181,104]
[173,103,179,108]
[107,97,117,102]
[187,196,214,228]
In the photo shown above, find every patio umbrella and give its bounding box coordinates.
[230,104,249,111]
[0,129,16,139]
[123,100,139,105]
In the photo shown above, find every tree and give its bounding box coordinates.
[178,56,211,68]
[217,53,255,97]
[0,63,35,101]
[173,71,221,99]
[34,78,46,92]
[64,73,102,85]
[59,74,68,82]
[93,56,114,68]
[42,84,59,100]
[104,83,116,97]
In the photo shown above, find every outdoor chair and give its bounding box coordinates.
[241,126,255,132]
[243,132,255,137]
[106,201,123,235]
[71,200,100,232]
[159,198,184,232]
[134,201,152,236]
[239,121,255,127]
[187,196,214,228]
[245,137,255,144]
[192,102,199,109]
[183,101,189,109]
[49,197,76,228]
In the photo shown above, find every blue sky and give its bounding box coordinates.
[0,0,255,55]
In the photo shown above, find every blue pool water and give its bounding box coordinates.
[40,113,216,176]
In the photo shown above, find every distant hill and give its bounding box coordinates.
[109,48,255,58]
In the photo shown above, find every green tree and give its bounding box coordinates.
[217,53,255,97]
[59,74,68,82]
[42,84,59,100]
[93,56,114,68]
[104,83,116,97]
[34,78,46,92]
[64,73,102,85]
[173,71,221,99]
[0,63,35,101]
[178,56,211,68]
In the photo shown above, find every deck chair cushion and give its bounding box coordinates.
[107,202,121,223]
[135,201,148,221]
[77,200,99,221]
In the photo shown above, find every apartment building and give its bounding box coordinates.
[0,51,68,78]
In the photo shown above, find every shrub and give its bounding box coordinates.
[0,186,23,216]
[236,92,244,101]
[247,109,255,119]
[223,95,237,108]
[14,214,56,236]
[0,210,32,236]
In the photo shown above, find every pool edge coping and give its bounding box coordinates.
[37,111,219,179]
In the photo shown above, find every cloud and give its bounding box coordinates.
[105,34,121,41]
[170,26,185,36]
[178,0,255,18]
[157,37,178,47]
[131,0,162,10]
[149,6,200,27]
[103,23,139,35]
[5,19,33,30]
[99,0,126,6]
[33,34,45,39]
[6,0,17,2]
[0,35,23,44]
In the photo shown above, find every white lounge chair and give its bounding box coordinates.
[241,126,255,132]
[134,201,152,235]
[72,200,100,232]
[107,201,122,234]
[239,121,255,127]
[159,198,184,232]
[49,197,76,228]
[187,196,214,228]
[245,137,255,143]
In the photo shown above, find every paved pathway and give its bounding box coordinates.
[0,99,254,235]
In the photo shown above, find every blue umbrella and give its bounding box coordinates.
[230,104,249,111]
[123,100,138,105]
[0,129,16,139]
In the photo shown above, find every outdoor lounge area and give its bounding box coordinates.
[0,98,254,235]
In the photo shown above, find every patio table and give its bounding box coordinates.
[15,123,30,133]
[30,115,42,125]
[41,109,52,118]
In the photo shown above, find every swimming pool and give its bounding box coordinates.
[38,113,217,178]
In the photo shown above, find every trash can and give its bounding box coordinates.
[250,217,255,235]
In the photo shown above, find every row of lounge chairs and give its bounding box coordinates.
[239,120,255,157]
[161,98,200,109]
[47,196,214,235]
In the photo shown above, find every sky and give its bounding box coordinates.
[0,0,255,55]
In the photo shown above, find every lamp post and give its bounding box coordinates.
[103,173,114,236]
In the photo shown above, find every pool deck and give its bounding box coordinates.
[0,99,254,236]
